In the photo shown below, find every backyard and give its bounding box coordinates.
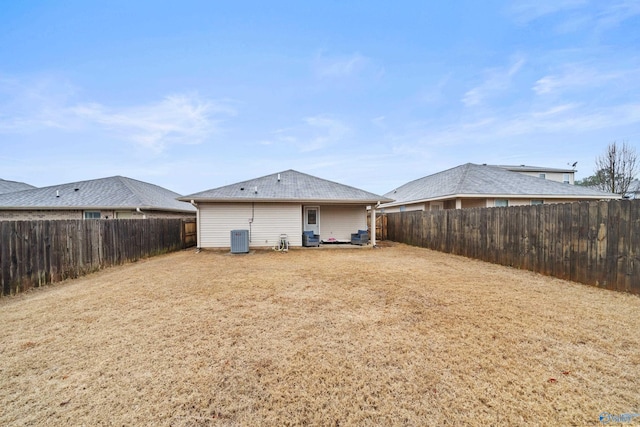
[1,242,639,426]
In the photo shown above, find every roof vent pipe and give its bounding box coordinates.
[56,190,60,197]
[277,173,281,181]
[254,186,258,194]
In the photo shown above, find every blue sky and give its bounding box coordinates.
[1,0,639,196]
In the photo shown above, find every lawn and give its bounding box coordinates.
[1,242,639,426]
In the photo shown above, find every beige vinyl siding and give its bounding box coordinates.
[318,205,367,241]
[250,203,302,247]
[199,203,302,248]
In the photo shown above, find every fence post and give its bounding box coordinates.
[384,200,639,295]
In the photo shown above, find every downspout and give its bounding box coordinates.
[190,200,201,251]
[249,202,255,243]
[136,207,147,219]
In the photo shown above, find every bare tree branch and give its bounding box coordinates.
[593,141,638,195]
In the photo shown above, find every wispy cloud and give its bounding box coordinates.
[0,75,80,132]
[303,115,350,151]
[0,76,235,153]
[507,0,588,24]
[509,0,640,34]
[270,115,350,152]
[462,57,526,107]
[596,0,640,30]
[418,102,640,146]
[70,94,235,152]
[533,63,638,95]
[313,52,368,77]
[311,51,384,80]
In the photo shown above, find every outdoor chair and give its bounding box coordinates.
[302,230,320,247]
[350,229,369,246]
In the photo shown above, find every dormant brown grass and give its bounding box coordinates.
[1,242,638,426]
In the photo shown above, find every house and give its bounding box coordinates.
[179,169,392,249]
[494,165,576,184]
[0,178,36,195]
[627,179,640,199]
[379,163,620,213]
[0,176,196,221]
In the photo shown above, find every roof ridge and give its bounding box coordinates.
[113,176,146,205]
[453,163,474,193]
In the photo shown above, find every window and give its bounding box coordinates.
[307,209,317,225]
[531,200,544,205]
[399,206,406,212]
[495,200,509,207]
[539,173,546,179]
[563,173,570,184]
[84,211,100,219]
[430,202,443,211]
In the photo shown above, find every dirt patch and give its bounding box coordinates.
[1,243,639,426]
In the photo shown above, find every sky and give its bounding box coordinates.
[1,0,639,196]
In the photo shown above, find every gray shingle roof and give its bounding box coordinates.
[0,176,195,212]
[0,179,36,195]
[181,170,391,204]
[382,163,620,207]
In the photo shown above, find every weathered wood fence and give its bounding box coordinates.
[385,199,640,294]
[1,218,196,296]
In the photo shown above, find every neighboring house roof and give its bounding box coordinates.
[0,176,195,213]
[0,179,36,195]
[494,165,576,174]
[181,169,392,204]
[381,163,620,208]
[627,179,640,199]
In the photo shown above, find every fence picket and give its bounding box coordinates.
[1,219,194,296]
[384,199,639,295]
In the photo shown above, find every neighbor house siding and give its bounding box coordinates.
[487,198,584,207]
[380,203,426,214]
[318,205,367,242]
[0,210,83,221]
[516,171,574,184]
[385,197,611,211]
[199,203,302,248]
[0,209,194,221]
[460,199,487,209]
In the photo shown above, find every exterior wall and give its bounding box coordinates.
[380,203,426,214]
[136,211,195,220]
[460,199,487,209]
[0,210,83,220]
[199,202,302,248]
[487,198,593,207]
[516,171,574,184]
[0,209,195,221]
[383,197,610,212]
[317,205,367,242]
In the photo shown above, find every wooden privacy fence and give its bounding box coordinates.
[367,214,388,242]
[1,218,196,296]
[385,199,640,294]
